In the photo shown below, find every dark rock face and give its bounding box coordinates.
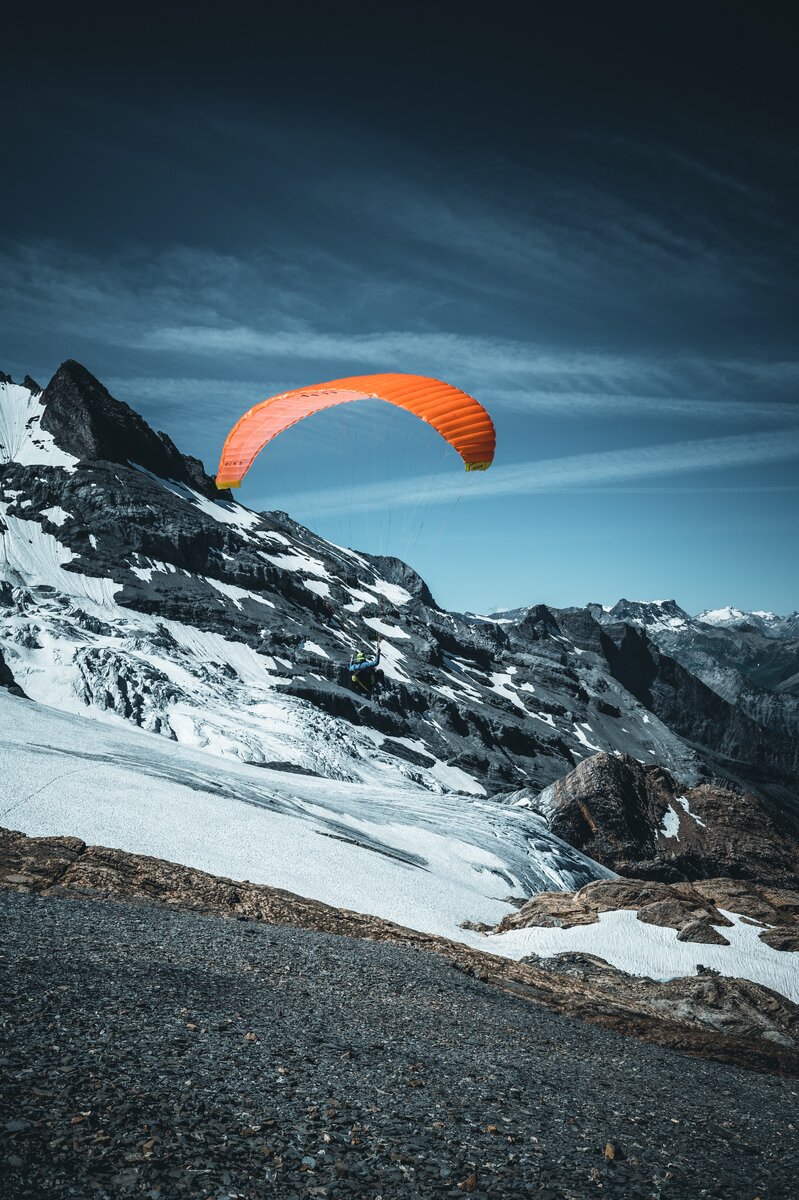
[39,360,221,499]
[522,752,799,886]
[0,644,27,697]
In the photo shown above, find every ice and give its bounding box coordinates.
[303,640,329,658]
[0,691,615,944]
[40,506,72,527]
[373,734,486,796]
[0,504,122,607]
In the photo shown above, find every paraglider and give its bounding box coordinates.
[348,639,382,699]
[215,373,495,489]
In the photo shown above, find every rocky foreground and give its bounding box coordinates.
[3,890,798,1200]
[3,828,799,1077]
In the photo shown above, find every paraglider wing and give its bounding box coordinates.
[215,373,495,488]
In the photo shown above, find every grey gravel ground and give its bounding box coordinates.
[1,892,797,1200]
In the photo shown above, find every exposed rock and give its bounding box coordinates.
[0,644,27,697]
[525,751,799,886]
[3,826,799,1076]
[637,898,727,930]
[760,928,799,952]
[497,877,799,956]
[38,360,221,499]
[677,920,731,945]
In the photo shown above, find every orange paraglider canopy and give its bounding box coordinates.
[215,373,495,488]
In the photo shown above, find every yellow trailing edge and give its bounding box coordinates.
[216,479,241,489]
[465,461,491,472]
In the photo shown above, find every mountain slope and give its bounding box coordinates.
[1,362,796,822]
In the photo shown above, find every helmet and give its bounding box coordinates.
[355,651,366,662]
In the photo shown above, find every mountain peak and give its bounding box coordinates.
[696,607,799,639]
[39,360,222,499]
[590,598,692,631]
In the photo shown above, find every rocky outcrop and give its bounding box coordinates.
[523,752,799,886]
[0,643,27,697]
[495,877,799,951]
[38,360,222,499]
[3,826,799,1076]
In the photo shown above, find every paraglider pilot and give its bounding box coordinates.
[349,640,382,698]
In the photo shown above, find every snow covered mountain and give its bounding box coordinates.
[1,363,796,813]
[697,606,799,639]
[2,360,798,1009]
[1,367,791,816]
[588,598,799,749]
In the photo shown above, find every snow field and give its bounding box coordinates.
[0,692,609,943]
[486,908,799,1003]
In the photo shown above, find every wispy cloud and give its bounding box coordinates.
[274,427,799,517]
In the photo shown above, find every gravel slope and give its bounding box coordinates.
[2,893,797,1199]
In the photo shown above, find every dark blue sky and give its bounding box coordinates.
[3,3,798,613]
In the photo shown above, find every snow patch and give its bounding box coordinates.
[490,671,527,711]
[573,723,602,753]
[365,578,412,606]
[130,463,261,529]
[675,795,706,828]
[40,506,72,527]
[659,805,681,840]
[363,616,410,640]
[261,551,330,578]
